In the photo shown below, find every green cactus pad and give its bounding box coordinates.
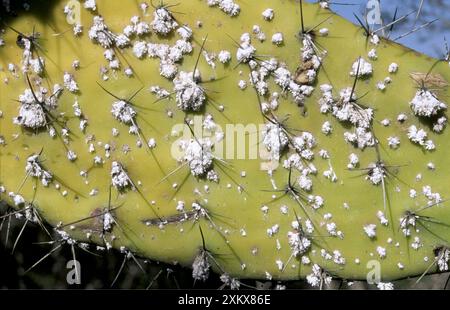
[1,0,450,285]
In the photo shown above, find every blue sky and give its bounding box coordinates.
[306,0,450,59]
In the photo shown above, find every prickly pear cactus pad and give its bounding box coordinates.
[1,0,450,288]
